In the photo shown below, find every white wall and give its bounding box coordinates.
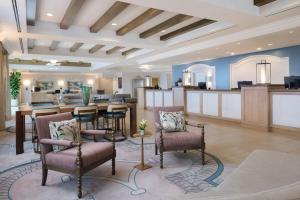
[160,72,172,89]
[109,71,171,96]
[230,55,289,88]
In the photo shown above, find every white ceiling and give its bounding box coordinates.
[1,0,300,73]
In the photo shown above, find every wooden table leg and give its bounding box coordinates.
[129,103,137,137]
[16,111,24,154]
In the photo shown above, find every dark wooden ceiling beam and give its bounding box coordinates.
[60,0,86,29]
[70,42,84,52]
[90,1,130,33]
[121,48,140,56]
[49,41,60,51]
[116,8,164,36]
[89,44,105,54]
[140,14,192,39]
[26,0,37,26]
[106,46,124,55]
[254,0,276,6]
[160,19,216,41]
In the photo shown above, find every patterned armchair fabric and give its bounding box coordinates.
[35,112,116,198]
[153,107,206,169]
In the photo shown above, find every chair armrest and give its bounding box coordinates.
[155,122,163,131]
[80,129,107,136]
[40,138,73,147]
[185,120,205,128]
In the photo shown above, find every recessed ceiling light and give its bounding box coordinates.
[289,30,294,34]
[111,23,117,26]
[46,13,53,17]
[236,42,241,45]
[257,47,262,51]
[268,43,273,46]
[161,30,166,33]
[215,47,219,50]
[231,52,235,55]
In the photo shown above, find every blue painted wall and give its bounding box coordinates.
[172,45,300,89]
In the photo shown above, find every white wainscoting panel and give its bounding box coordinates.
[203,93,218,116]
[146,91,154,107]
[222,93,241,120]
[272,94,300,128]
[154,91,163,107]
[164,91,173,107]
[186,91,201,113]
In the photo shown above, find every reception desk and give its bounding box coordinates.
[143,86,300,132]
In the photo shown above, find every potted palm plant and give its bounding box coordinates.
[9,72,21,107]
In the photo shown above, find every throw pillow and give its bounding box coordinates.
[49,119,80,151]
[159,111,186,132]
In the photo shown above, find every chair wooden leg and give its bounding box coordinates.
[112,157,116,175]
[77,174,82,198]
[77,144,82,198]
[41,165,48,186]
[202,147,205,165]
[155,143,158,155]
[184,150,187,153]
[160,149,163,169]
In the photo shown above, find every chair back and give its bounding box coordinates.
[153,106,184,131]
[35,112,73,159]
[74,105,98,115]
[107,104,128,113]
[32,107,60,118]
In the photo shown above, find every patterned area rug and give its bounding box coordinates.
[0,139,229,200]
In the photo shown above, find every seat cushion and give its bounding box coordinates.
[156,131,202,151]
[45,142,114,172]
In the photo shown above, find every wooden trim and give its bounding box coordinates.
[139,14,192,38]
[160,19,215,41]
[89,44,105,54]
[49,41,60,51]
[116,8,164,36]
[60,0,86,29]
[106,46,123,55]
[70,42,84,52]
[122,48,140,56]
[271,125,300,133]
[90,1,129,33]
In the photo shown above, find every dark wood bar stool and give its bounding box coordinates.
[73,106,98,130]
[103,104,128,141]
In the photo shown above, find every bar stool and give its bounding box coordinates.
[103,104,128,141]
[73,106,98,130]
[31,107,60,153]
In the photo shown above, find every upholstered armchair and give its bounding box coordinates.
[153,106,205,169]
[35,112,116,198]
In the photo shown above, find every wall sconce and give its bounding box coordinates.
[256,60,271,84]
[206,71,213,89]
[87,79,94,85]
[58,80,64,89]
[144,75,152,87]
[23,80,31,90]
[183,70,192,86]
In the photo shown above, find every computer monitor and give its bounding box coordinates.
[285,76,300,89]
[198,82,207,90]
[237,81,252,89]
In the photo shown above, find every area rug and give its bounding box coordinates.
[0,140,228,200]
